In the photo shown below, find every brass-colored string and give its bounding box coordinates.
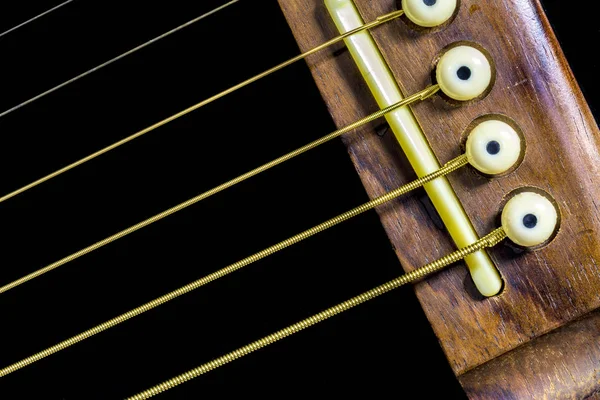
[0,0,241,118]
[0,84,439,295]
[128,228,508,399]
[0,9,404,204]
[0,141,459,378]
[0,0,75,39]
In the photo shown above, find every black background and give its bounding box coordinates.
[0,1,594,398]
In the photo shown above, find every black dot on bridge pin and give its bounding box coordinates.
[423,0,437,6]
[523,214,538,229]
[486,140,501,155]
[457,66,472,81]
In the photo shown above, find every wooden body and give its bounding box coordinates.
[460,309,600,399]
[279,0,600,397]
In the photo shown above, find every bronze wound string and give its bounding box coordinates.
[0,145,464,378]
[127,228,507,399]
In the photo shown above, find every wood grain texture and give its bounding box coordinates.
[278,0,600,390]
[460,309,600,400]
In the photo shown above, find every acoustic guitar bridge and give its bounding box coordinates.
[325,0,502,297]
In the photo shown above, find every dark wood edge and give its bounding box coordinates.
[459,307,600,399]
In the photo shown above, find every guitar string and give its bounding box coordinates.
[0,9,404,205]
[0,146,463,377]
[128,228,508,400]
[0,84,438,295]
[0,2,506,393]
[0,0,75,40]
[0,0,241,119]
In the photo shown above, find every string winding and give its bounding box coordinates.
[0,145,458,378]
[128,228,507,399]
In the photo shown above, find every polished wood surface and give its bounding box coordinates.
[278,0,600,394]
[460,308,600,399]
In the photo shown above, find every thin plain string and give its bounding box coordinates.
[0,85,439,295]
[0,0,75,40]
[0,9,404,205]
[0,0,241,119]
[0,147,462,378]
